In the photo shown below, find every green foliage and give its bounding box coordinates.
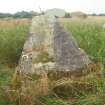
[0,13,12,18]
[76,94,105,105]
[74,76,105,105]
[39,96,69,105]
[0,65,14,85]
[64,20,105,64]
[34,52,54,63]
[0,11,38,18]
[13,11,38,18]
[0,89,15,105]
[0,65,15,105]
[0,24,29,66]
[64,13,71,18]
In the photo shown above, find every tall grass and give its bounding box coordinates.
[0,19,30,105]
[64,18,105,64]
[0,18,105,105]
[0,19,30,67]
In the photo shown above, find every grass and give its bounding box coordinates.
[0,19,30,67]
[38,96,69,105]
[0,65,14,86]
[64,18,105,64]
[0,17,105,105]
[0,19,30,105]
[0,64,15,105]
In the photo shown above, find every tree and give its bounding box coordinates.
[64,13,71,18]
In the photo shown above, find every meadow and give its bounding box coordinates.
[0,17,105,105]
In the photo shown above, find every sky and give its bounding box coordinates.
[0,0,105,14]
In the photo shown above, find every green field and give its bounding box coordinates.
[0,17,105,105]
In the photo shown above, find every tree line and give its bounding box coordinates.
[0,11,72,19]
[0,11,38,18]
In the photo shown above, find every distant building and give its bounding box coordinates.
[71,11,87,18]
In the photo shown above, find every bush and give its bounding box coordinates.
[64,13,71,18]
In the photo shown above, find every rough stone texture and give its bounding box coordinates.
[16,15,91,76]
[53,22,91,72]
[16,15,56,75]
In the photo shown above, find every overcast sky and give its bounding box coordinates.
[0,0,105,14]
